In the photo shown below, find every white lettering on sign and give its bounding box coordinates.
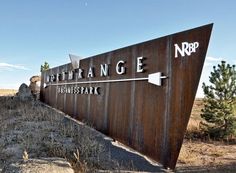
[100,64,109,77]
[87,67,94,78]
[136,57,144,73]
[78,69,84,79]
[57,86,99,95]
[46,76,50,83]
[116,60,126,75]
[50,75,55,82]
[68,71,74,80]
[174,42,199,58]
[62,72,66,80]
[46,56,167,87]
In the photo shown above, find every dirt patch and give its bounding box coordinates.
[178,140,236,165]
[177,99,236,172]
[2,158,74,173]
[177,140,236,172]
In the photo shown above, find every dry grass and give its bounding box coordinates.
[177,98,236,172]
[188,99,204,130]
[185,99,205,139]
[177,140,236,172]
[0,96,106,172]
[0,89,17,96]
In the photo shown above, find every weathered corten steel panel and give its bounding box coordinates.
[40,24,213,169]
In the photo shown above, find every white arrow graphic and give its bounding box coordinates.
[148,72,167,86]
[46,72,167,87]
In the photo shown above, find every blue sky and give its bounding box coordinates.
[0,0,235,97]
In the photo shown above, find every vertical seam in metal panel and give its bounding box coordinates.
[104,82,109,131]
[129,48,136,144]
[130,81,135,143]
[87,59,92,121]
[104,54,111,131]
[43,71,46,101]
[161,36,172,167]
[63,65,68,112]
[49,68,52,105]
[55,67,59,108]
[74,64,78,117]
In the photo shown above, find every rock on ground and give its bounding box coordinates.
[30,76,41,83]
[2,158,74,173]
[29,76,41,99]
[15,83,33,101]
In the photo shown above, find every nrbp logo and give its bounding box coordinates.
[174,42,199,58]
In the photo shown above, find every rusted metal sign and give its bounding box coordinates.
[40,24,213,169]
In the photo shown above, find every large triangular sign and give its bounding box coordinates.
[41,24,213,169]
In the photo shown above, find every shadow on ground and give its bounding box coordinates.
[176,162,236,173]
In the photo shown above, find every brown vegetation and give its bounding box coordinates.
[177,99,236,172]
[0,89,17,96]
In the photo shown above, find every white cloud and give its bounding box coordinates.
[0,62,30,71]
[206,57,222,62]
[203,62,213,67]
[203,56,224,68]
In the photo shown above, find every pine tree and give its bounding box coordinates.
[201,61,236,139]
[40,62,50,72]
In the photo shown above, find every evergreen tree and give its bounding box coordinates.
[40,62,50,72]
[201,61,236,139]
